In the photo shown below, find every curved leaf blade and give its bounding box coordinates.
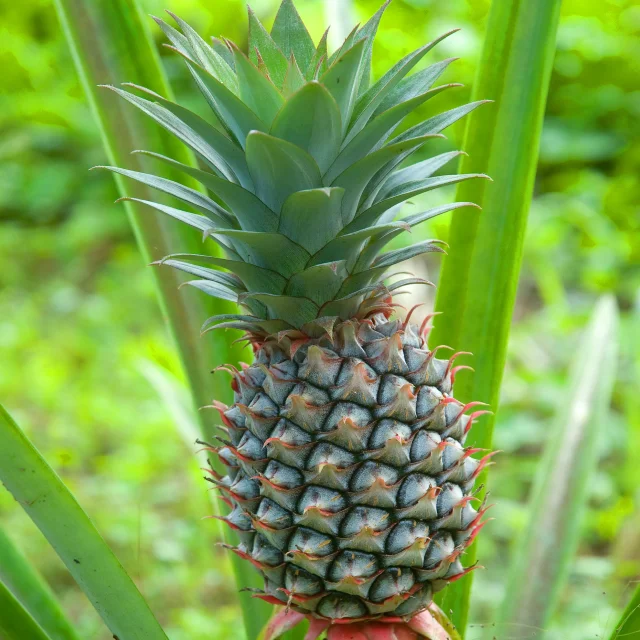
[0,581,52,640]
[0,404,169,640]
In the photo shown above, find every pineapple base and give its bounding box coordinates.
[209,313,490,620]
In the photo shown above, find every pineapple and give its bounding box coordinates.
[100,1,492,637]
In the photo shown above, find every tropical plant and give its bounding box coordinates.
[0,2,633,640]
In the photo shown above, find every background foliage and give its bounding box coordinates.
[0,0,638,639]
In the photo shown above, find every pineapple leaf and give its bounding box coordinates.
[285,262,348,305]
[138,155,278,233]
[374,58,458,116]
[271,82,342,173]
[325,84,459,184]
[278,188,345,254]
[166,12,237,91]
[376,150,467,201]
[0,403,170,640]
[0,527,81,640]
[161,253,287,294]
[372,240,446,269]
[121,84,252,187]
[186,60,267,147]
[309,222,407,267]
[351,173,489,233]
[320,39,367,136]
[210,230,310,278]
[354,202,478,272]
[282,53,307,97]
[347,30,459,144]
[156,260,245,291]
[0,581,54,640]
[97,166,236,227]
[245,131,322,213]
[331,135,439,224]
[354,0,391,95]
[241,293,319,326]
[183,279,240,302]
[231,44,285,125]
[120,198,216,233]
[326,23,360,67]
[105,85,239,182]
[247,6,288,87]
[392,100,491,143]
[305,28,329,81]
[270,0,316,72]
[609,584,640,640]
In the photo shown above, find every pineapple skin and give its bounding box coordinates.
[213,314,489,620]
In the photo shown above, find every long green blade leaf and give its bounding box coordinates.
[431,1,562,632]
[0,404,168,640]
[52,2,269,636]
[499,296,619,633]
[609,584,640,640]
[0,580,52,640]
[0,528,80,640]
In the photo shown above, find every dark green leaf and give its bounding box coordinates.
[157,260,245,291]
[271,0,316,71]
[282,54,306,97]
[96,166,235,227]
[331,135,441,224]
[270,82,342,173]
[374,58,457,116]
[245,131,322,212]
[166,12,237,91]
[354,0,391,95]
[325,84,458,184]
[348,30,458,144]
[241,293,319,326]
[187,61,267,147]
[247,7,288,87]
[320,39,367,135]
[285,262,348,305]
[373,240,446,269]
[392,100,490,144]
[232,44,285,125]
[278,188,345,253]
[211,230,310,278]
[305,28,329,81]
[183,279,239,303]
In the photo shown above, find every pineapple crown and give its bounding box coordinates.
[97,0,489,337]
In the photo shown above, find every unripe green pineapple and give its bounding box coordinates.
[100,0,492,634]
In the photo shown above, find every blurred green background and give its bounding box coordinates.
[0,0,638,638]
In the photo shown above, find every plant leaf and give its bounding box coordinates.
[609,584,640,640]
[347,30,458,144]
[246,131,322,213]
[499,296,619,633]
[279,188,345,254]
[271,82,342,173]
[241,293,319,327]
[372,240,446,269]
[325,84,458,184]
[320,39,367,135]
[430,0,563,630]
[248,7,289,87]
[0,528,80,640]
[271,0,316,72]
[232,44,285,125]
[0,404,169,640]
[0,581,52,640]
[285,262,348,305]
[354,0,391,95]
[187,60,267,147]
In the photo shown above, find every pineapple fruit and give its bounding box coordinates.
[100,1,492,637]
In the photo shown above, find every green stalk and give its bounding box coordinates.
[0,403,168,640]
[499,296,619,633]
[53,2,269,636]
[0,528,81,640]
[431,0,562,632]
[0,581,52,640]
[609,584,640,640]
